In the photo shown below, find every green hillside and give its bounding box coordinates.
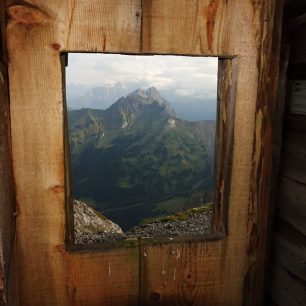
[68,87,216,230]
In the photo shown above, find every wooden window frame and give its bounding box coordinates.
[5,1,283,305]
[62,54,238,250]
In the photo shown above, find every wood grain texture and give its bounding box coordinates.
[4,0,283,305]
[267,11,306,304]
[0,62,10,306]
[268,216,306,306]
[262,45,290,305]
[271,229,306,283]
[244,1,284,305]
[6,1,141,305]
[140,238,247,306]
[213,58,237,234]
[140,1,283,305]
[0,0,17,304]
[61,54,75,246]
[268,263,306,306]
[65,248,139,306]
[141,0,263,57]
[5,2,140,306]
[279,128,306,184]
[276,177,306,235]
[66,0,141,53]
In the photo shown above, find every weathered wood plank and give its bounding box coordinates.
[271,232,306,282]
[140,238,246,306]
[66,0,141,53]
[244,1,284,305]
[141,0,263,57]
[279,129,306,185]
[269,263,306,306]
[213,58,238,234]
[141,0,221,55]
[6,1,141,305]
[141,1,273,305]
[65,249,139,306]
[0,0,17,304]
[266,7,306,303]
[261,44,290,305]
[0,61,11,306]
[139,1,284,304]
[6,0,141,54]
[276,176,306,235]
[61,54,74,246]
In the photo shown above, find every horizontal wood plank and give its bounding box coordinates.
[140,238,246,306]
[275,176,306,235]
[66,249,139,306]
[66,0,141,53]
[271,233,306,282]
[269,263,306,306]
[141,0,263,57]
[279,129,306,184]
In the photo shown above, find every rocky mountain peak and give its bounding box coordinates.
[126,87,165,105]
[103,86,174,121]
[146,87,162,100]
[126,88,147,99]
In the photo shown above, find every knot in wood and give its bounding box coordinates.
[8,4,50,28]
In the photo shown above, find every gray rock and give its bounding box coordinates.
[73,199,124,244]
[125,211,213,238]
[74,199,213,244]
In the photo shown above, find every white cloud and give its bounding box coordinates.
[66,53,218,99]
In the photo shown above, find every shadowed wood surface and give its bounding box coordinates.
[213,58,237,235]
[267,5,306,305]
[0,0,17,304]
[4,0,283,305]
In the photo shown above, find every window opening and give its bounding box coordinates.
[64,53,218,244]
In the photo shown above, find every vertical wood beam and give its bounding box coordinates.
[213,58,238,235]
[244,1,285,305]
[0,0,17,305]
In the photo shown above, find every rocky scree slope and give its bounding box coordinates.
[73,199,124,244]
[74,199,213,244]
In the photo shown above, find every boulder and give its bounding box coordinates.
[73,199,123,235]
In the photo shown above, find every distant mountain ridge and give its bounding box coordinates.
[67,82,217,121]
[67,82,129,110]
[68,87,216,229]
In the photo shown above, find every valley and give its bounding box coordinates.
[68,87,216,230]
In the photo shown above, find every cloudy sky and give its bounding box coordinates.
[66,53,218,121]
[66,53,218,120]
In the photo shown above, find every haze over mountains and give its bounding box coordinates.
[67,82,217,121]
[68,87,216,229]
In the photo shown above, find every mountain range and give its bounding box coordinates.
[68,87,216,229]
[67,82,217,121]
